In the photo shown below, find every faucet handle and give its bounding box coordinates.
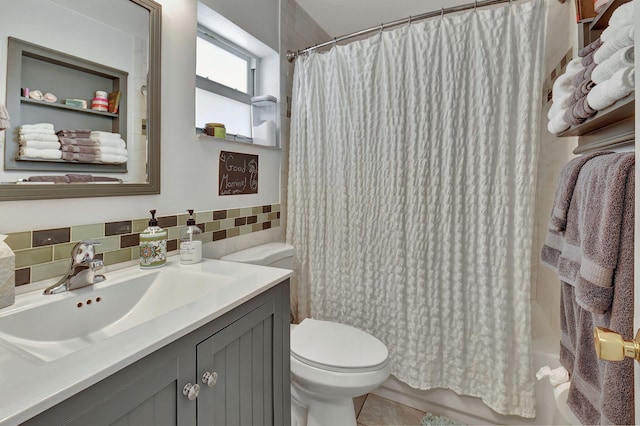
[71,240,102,264]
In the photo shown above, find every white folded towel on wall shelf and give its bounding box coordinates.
[608,0,634,28]
[89,131,121,139]
[98,146,128,156]
[91,138,126,149]
[18,140,61,150]
[19,147,62,160]
[586,66,635,111]
[19,123,54,132]
[601,23,632,43]
[99,153,128,164]
[19,133,59,142]
[592,46,634,84]
[594,26,634,64]
[547,113,571,135]
[547,94,573,120]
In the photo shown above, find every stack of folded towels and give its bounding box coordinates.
[57,130,128,164]
[18,123,62,160]
[90,131,128,164]
[57,129,97,162]
[587,0,635,111]
[547,39,602,134]
[547,0,635,135]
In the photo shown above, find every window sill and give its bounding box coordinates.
[196,131,281,151]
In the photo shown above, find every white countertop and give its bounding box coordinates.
[0,257,291,425]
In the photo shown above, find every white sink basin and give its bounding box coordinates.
[0,266,235,363]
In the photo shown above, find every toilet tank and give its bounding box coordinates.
[220,242,294,269]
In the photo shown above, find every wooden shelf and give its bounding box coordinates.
[558,94,635,137]
[21,97,118,118]
[590,0,632,30]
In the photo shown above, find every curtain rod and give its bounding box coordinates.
[286,0,518,62]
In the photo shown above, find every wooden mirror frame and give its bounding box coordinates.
[0,0,161,201]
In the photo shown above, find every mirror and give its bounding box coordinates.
[0,0,161,200]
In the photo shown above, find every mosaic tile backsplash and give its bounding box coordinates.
[5,204,281,286]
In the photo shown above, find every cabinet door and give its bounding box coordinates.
[23,350,195,426]
[196,299,285,426]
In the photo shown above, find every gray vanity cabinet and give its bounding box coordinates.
[22,280,290,426]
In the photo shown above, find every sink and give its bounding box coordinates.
[0,266,235,363]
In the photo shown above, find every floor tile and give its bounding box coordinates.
[357,393,426,426]
[353,394,368,417]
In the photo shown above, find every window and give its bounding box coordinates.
[195,28,255,137]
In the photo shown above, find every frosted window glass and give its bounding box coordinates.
[196,37,248,93]
[196,88,251,137]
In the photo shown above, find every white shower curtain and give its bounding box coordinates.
[287,0,546,417]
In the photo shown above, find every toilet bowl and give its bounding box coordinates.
[220,243,391,426]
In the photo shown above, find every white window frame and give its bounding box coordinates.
[196,27,256,128]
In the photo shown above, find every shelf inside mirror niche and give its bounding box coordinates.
[5,37,128,173]
[20,97,119,118]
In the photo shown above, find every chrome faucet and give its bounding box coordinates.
[43,241,106,295]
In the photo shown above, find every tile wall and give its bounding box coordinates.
[6,204,280,286]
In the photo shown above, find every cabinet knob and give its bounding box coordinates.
[202,371,219,387]
[183,383,200,400]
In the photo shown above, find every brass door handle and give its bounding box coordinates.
[593,327,640,361]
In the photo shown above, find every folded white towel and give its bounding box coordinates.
[592,46,634,84]
[587,66,635,110]
[547,94,572,120]
[19,123,54,132]
[92,137,126,149]
[565,57,585,78]
[547,113,571,135]
[552,72,578,101]
[19,129,56,136]
[594,0,611,13]
[99,153,128,164]
[90,131,121,139]
[98,146,128,156]
[19,147,62,160]
[594,26,634,64]
[19,140,61,150]
[601,23,632,43]
[608,0,634,28]
[19,133,59,142]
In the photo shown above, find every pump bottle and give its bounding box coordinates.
[139,209,167,269]
[180,209,202,264]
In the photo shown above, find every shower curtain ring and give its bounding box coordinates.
[474,0,477,10]
[408,15,412,25]
[441,7,444,18]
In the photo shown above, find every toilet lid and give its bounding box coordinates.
[291,319,389,373]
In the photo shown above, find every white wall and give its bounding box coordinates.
[0,0,282,234]
[530,0,578,338]
[199,0,280,52]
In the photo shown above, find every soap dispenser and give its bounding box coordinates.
[180,209,202,264]
[139,209,167,269]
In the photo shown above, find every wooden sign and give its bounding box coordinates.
[219,151,258,196]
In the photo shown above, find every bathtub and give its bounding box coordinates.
[371,302,578,425]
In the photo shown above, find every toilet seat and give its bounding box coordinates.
[291,319,389,373]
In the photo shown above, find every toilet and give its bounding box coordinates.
[220,242,390,426]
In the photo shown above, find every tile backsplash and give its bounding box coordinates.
[5,204,281,286]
